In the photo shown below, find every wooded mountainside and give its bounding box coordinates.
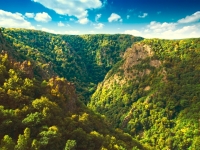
[0,28,145,150]
[0,28,143,103]
[89,38,200,149]
[0,27,200,150]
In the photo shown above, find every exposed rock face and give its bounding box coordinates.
[103,43,161,87]
[122,43,160,80]
[123,44,153,67]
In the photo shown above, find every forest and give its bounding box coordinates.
[89,38,200,149]
[0,27,200,150]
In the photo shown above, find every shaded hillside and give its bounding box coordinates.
[0,27,143,102]
[0,29,147,150]
[89,38,200,149]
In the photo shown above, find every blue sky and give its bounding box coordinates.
[0,0,200,39]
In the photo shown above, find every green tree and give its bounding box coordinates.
[15,128,31,150]
[0,135,15,150]
[64,140,76,150]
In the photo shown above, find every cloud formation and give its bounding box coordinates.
[41,27,56,33]
[138,13,148,18]
[95,14,102,22]
[41,27,80,35]
[0,10,34,29]
[34,12,52,22]
[124,11,200,39]
[58,21,65,27]
[78,18,89,24]
[25,13,35,18]
[127,15,130,19]
[94,23,104,29]
[124,29,141,36]
[147,21,176,33]
[178,11,200,23]
[32,0,103,24]
[124,22,200,39]
[108,13,122,22]
[64,30,80,35]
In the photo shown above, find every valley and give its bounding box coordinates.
[0,27,200,149]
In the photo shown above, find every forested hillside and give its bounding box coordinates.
[89,38,200,149]
[1,27,200,150]
[0,28,147,149]
[1,28,143,103]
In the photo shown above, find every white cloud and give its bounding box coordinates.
[152,24,200,39]
[78,17,89,24]
[32,0,102,22]
[41,27,80,35]
[143,21,180,39]
[147,21,176,33]
[94,23,104,29]
[34,12,52,22]
[124,20,200,39]
[95,14,102,22]
[151,23,200,39]
[0,10,35,29]
[70,18,75,21]
[64,30,80,35]
[25,12,35,18]
[124,29,142,36]
[58,21,65,27]
[108,13,122,22]
[172,25,199,36]
[138,13,148,18]
[89,30,95,34]
[144,29,149,33]
[41,27,57,34]
[102,0,108,7]
[127,15,130,19]
[178,11,200,23]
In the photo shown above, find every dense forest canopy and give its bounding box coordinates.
[0,27,200,150]
[89,38,200,149]
[0,28,147,150]
[0,27,143,103]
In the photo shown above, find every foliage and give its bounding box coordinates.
[0,27,143,103]
[89,38,200,149]
[64,140,76,150]
[2,27,200,149]
[0,29,146,150]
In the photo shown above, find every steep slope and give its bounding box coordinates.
[0,28,147,150]
[89,38,200,149]
[1,27,143,103]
